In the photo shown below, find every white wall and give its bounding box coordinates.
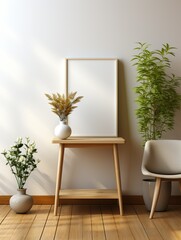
[1,0,181,196]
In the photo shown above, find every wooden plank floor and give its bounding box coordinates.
[0,205,181,240]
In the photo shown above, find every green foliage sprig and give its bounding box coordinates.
[45,92,83,122]
[132,42,181,145]
[1,138,40,189]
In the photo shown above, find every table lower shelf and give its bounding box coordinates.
[59,189,118,199]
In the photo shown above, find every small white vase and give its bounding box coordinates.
[10,188,33,214]
[54,120,72,139]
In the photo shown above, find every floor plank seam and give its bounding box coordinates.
[38,205,52,240]
[23,212,37,240]
[52,205,61,240]
[1,205,181,240]
[0,207,11,225]
[133,206,151,240]
[100,205,107,240]
[110,205,120,240]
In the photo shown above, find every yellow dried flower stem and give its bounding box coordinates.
[45,92,83,121]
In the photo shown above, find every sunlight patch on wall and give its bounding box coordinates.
[0,21,25,84]
[0,49,25,83]
[32,41,59,72]
[0,22,22,45]
[23,106,53,139]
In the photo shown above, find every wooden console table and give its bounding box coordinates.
[52,137,125,216]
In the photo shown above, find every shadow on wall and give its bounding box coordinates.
[0,22,64,195]
[61,147,115,189]
[118,60,132,191]
[0,168,55,195]
[117,60,143,194]
[0,173,16,194]
[118,60,130,139]
[27,168,55,195]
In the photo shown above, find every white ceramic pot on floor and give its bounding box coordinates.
[142,179,171,211]
[10,189,33,214]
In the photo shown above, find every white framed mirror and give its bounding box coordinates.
[66,58,118,137]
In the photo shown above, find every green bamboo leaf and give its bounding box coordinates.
[132,42,181,145]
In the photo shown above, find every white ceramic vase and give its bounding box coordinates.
[10,188,33,214]
[54,120,72,139]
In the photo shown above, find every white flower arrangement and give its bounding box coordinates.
[1,137,40,189]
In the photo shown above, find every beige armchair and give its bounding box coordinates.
[141,140,181,219]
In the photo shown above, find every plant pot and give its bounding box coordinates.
[54,120,72,139]
[142,179,171,211]
[10,189,33,214]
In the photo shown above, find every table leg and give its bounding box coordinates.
[54,144,65,216]
[113,144,123,215]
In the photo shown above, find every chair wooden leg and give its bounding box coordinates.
[149,177,161,219]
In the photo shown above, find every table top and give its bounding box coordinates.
[52,137,125,145]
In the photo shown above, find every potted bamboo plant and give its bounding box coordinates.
[132,42,181,210]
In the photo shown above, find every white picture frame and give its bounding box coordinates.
[65,58,118,137]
